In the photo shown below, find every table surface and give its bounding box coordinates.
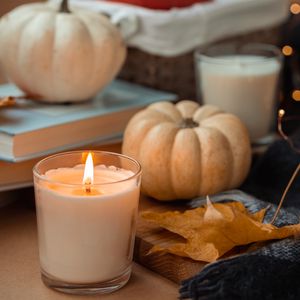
[0,194,178,300]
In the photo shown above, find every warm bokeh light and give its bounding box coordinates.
[290,3,300,14]
[292,89,300,101]
[282,45,293,56]
[278,109,285,118]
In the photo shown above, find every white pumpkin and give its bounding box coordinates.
[0,0,126,102]
[123,100,252,201]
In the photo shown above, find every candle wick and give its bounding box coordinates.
[84,178,92,194]
[85,184,91,194]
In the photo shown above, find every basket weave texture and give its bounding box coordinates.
[118,26,282,99]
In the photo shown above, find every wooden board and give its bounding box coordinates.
[134,196,206,284]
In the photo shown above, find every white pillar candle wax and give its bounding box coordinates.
[33,151,141,294]
[197,54,281,141]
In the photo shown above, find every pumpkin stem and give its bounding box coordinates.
[60,0,70,13]
[179,118,199,129]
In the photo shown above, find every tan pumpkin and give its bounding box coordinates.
[0,0,126,102]
[122,100,252,201]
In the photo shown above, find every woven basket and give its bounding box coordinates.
[118,25,283,99]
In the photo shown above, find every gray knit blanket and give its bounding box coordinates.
[180,133,300,300]
[180,191,300,300]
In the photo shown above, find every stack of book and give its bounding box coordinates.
[0,80,177,192]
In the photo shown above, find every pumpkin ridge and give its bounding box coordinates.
[75,12,120,94]
[139,122,178,200]
[147,108,178,123]
[16,13,55,96]
[208,126,234,189]
[196,123,235,168]
[200,112,233,123]
[201,111,223,121]
[123,111,175,158]
[193,126,233,195]
[6,3,48,17]
[49,14,57,96]
[176,100,199,119]
[126,110,174,130]
[193,105,223,123]
[197,113,229,129]
[0,12,33,87]
[171,128,201,199]
[73,14,96,89]
[193,127,203,196]
[52,14,99,99]
[78,12,123,86]
[201,114,251,187]
[122,117,159,160]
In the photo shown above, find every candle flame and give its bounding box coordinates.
[83,152,94,192]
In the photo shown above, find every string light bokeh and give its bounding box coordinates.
[280,1,300,114]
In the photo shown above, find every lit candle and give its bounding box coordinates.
[83,152,94,193]
[33,151,141,294]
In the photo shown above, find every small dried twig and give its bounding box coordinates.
[270,109,300,225]
[277,109,300,154]
[270,163,300,224]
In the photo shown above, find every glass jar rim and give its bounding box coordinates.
[194,43,283,65]
[33,150,142,187]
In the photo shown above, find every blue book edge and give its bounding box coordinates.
[0,79,178,162]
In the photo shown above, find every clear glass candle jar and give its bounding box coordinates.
[195,43,283,144]
[33,150,141,295]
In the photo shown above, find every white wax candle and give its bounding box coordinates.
[35,164,139,283]
[198,55,281,141]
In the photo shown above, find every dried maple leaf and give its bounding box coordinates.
[142,201,300,262]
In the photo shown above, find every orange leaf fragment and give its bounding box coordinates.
[0,96,16,108]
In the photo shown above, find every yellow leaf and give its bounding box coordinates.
[142,202,300,262]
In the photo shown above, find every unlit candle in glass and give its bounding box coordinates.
[198,55,281,141]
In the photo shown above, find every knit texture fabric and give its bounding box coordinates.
[180,238,300,300]
[180,135,300,300]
